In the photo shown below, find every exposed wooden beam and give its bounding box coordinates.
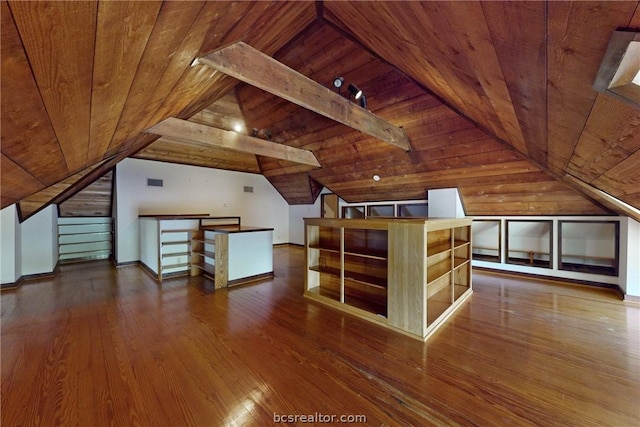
[146,117,321,168]
[198,41,411,151]
[564,174,640,222]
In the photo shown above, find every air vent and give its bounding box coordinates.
[147,178,163,187]
[243,186,254,193]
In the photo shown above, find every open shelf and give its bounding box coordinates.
[305,217,472,341]
[193,250,215,259]
[427,258,451,284]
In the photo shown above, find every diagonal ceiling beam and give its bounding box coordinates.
[146,117,321,168]
[563,174,640,222]
[197,41,411,151]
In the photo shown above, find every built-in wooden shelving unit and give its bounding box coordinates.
[304,217,472,341]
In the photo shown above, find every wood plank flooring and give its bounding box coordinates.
[2,246,639,426]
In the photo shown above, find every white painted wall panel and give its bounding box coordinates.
[116,158,289,264]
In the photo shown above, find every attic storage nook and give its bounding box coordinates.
[304,217,473,341]
[139,215,273,287]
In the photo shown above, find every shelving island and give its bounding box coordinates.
[304,217,472,341]
[139,215,273,287]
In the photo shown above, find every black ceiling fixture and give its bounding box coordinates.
[347,83,363,100]
[332,77,366,108]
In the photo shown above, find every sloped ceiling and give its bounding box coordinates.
[2,1,640,220]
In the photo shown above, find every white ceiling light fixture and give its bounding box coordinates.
[373,174,380,182]
[233,122,244,133]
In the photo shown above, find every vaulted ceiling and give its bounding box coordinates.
[2,1,640,221]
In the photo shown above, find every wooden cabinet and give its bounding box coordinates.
[305,217,472,341]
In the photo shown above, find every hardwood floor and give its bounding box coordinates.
[2,246,639,426]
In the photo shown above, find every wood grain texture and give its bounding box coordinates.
[9,1,97,173]
[1,247,638,426]
[146,118,321,167]
[481,1,548,165]
[2,1,640,218]
[87,1,162,165]
[17,162,105,220]
[567,95,640,185]
[0,154,44,209]
[201,42,411,151]
[546,1,637,175]
[108,0,206,153]
[0,1,67,190]
[388,222,426,336]
[58,170,113,217]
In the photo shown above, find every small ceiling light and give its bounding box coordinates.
[333,76,344,88]
[360,94,367,109]
[233,122,243,132]
[348,83,363,100]
[373,174,380,181]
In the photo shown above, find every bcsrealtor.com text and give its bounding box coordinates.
[273,412,367,423]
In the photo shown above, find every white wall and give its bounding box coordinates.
[289,196,323,245]
[1,204,58,285]
[115,158,290,263]
[620,217,640,297]
[428,188,465,218]
[0,205,20,284]
[21,205,58,276]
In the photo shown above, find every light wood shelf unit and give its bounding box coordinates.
[304,217,473,341]
[190,229,228,289]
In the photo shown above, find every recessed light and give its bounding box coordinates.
[233,123,243,132]
[373,174,380,181]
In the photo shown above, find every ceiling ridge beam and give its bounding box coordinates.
[197,41,411,151]
[146,117,321,168]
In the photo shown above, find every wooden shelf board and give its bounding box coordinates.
[192,238,216,245]
[308,266,387,289]
[427,259,451,284]
[306,285,341,302]
[427,242,451,258]
[454,284,471,300]
[161,240,191,246]
[426,274,450,299]
[344,250,387,260]
[454,240,470,249]
[194,264,215,276]
[161,228,199,234]
[427,285,453,325]
[309,244,340,253]
[454,257,470,269]
[344,294,387,317]
[344,272,387,289]
[162,251,189,258]
[162,262,190,270]
[193,250,215,259]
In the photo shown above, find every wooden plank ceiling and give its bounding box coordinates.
[2,1,640,220]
